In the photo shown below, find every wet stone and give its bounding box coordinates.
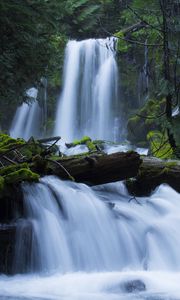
[123,279,146,293]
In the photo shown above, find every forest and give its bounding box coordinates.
[0,1,180,299]
[0,0,179,157]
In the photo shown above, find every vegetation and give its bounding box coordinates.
[0,0,179,158]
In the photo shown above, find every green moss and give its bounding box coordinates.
[0,163,29,176]
[4,168,39,184]
[0,134,24,146]
[86,141,96,152]
[165,161,178,168]
[0,134,26,155]
[72,136,91,146]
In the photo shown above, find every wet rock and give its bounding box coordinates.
[123,279,146,293]
[0,224,16,274]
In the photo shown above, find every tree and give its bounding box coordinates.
[114,0,180,156]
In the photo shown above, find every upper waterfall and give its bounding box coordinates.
[54,37,120,142]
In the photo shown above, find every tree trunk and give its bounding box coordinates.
[160,0,176,149]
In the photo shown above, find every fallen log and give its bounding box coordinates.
[126,157,180,196]
[44,153,180,195]
[45,151,142,185]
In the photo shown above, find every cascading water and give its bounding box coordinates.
[10,88,41,140]
[0,177,180,299]
[54,38,120,142]
[14,177,180,274]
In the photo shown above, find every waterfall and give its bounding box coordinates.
[9,85,48,140]
[10,100,41,140]
[10,87,40,140]
[14,176,180,274]
[54,38,120,142]
[1,177,180,298]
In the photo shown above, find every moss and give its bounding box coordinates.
[0,134,25,147]
[0,163,29,176]
[72,136,91,146]
[4,168,39,184]
[165,161,178,168]
[86,141,96,152]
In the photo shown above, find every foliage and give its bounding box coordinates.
[0,0,112,129]
[127,99,165,145]
[118,0,179,152]
[147,130,173,159]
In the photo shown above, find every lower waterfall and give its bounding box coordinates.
[10,100,41,140]
[1,176,180,299]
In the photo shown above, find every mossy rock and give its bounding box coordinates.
[0,163,29,176]
[72,136,92,146]
[66,136,98,152]
[86,141,96,152]
[0,134,26,155]
[4,168,39,184]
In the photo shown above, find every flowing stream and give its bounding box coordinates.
[0,177,180,299]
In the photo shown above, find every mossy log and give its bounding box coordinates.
[46,151,142,185]
[45,153,180,194]
[126,157,180,196]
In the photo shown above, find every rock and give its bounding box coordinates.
[0,224,16,274]
[123,279,146,293]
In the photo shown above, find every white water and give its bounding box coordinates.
[1,177,180,299]
[10,88,41,140]
[54,38,120,142]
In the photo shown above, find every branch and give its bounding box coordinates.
[98,18,163,47]
[121,21,148,35]
[127,4,164,34]
[45,158,74,181]
[136,111,166,120]
[2,156,17,165]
